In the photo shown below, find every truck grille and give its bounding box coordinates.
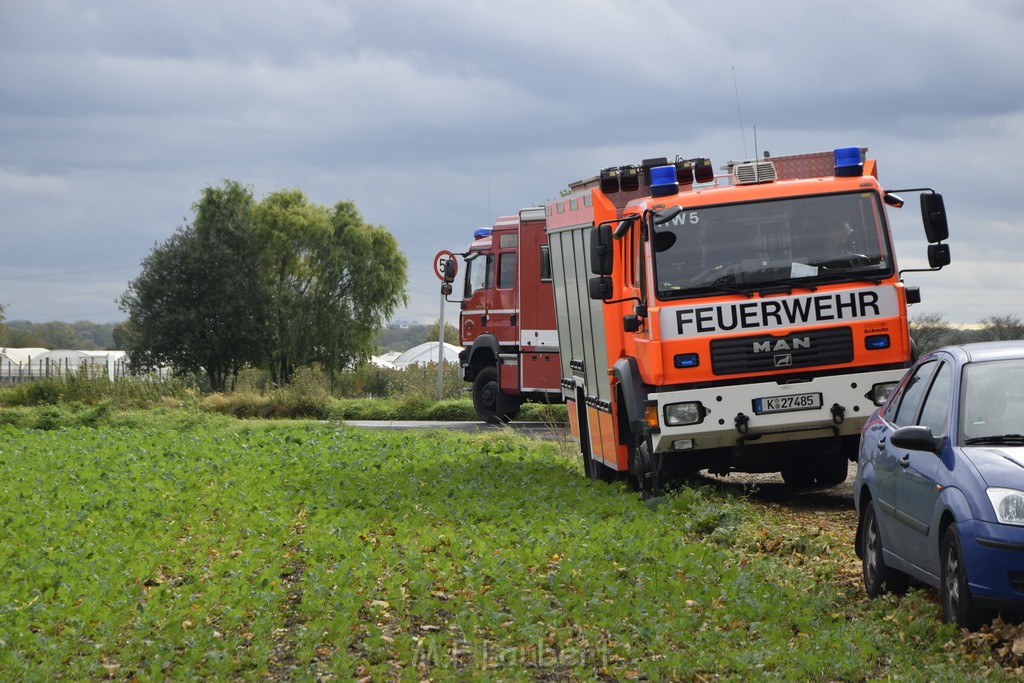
[711,327,853,375]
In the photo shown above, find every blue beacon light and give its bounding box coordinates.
[650,165,679,197]
[473,227,492,239]
[834,146,863,177]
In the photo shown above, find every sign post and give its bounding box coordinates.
[432,250,457,400]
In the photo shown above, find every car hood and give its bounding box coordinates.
[964,446,1024,485]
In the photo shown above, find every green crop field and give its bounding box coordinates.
[0,416,1018,681]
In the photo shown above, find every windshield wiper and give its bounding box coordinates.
[661,284,753,298]
[964,434,1024,446]
[800,273,884,286]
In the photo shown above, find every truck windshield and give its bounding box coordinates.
[652,192,893,299]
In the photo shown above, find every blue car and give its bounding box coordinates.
[854,341,1024,629]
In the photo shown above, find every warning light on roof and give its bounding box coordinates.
[599,167,620,194]
[675,158,695,186]
[834,147,863,177]
[619,165,640,192]
[473,227,492,239]
[693,158,714,184]
[650,165,679,197]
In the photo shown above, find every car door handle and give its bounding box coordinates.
[899,454,910,468]
[877,438,887,450]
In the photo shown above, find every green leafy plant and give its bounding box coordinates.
[0,419,1014,680]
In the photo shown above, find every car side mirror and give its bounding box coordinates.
[890,425,943,454]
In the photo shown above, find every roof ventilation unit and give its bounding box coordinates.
[731,161,777,185]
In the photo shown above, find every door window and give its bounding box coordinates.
[891,360,938,427]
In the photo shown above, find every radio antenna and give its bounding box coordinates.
[732,66,748,159]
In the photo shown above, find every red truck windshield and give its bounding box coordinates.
[653,191,893,298]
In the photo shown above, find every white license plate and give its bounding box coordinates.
[753,392,822,415]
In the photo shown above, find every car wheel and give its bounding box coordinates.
[940,525,990,629]
[861,503,909,598]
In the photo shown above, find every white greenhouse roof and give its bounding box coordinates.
[391,342,461,369]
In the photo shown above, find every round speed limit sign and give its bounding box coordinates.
[433,250,456,281]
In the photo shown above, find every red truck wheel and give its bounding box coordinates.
[472,367,521,424]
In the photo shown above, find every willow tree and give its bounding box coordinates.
[253,191,407,384]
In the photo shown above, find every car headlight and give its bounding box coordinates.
[987,488,1024,526]
[664,401,705,427]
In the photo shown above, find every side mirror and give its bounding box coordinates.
[443,258,458,283]
[623,315,642,332]
[441,283,452,296]
[920,193,949,243]
[588,276,612,300]
[927,243,951,269]
[890,425,942,454]
[590,225,613,275]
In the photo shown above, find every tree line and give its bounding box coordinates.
[909,313,1024,355]
[116,181,407,391]
[0,318,120,350]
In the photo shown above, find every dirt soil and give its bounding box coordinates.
[693,463,1024,676]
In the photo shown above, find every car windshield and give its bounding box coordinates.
[652,192,893,299]
[961,359,1024,443]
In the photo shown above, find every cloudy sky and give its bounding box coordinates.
[2,0,1022,328]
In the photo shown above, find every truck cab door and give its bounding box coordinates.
[461,252,493,344]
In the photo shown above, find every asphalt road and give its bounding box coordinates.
[341,420,568,441]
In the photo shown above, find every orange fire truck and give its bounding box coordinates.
[544,147,950,496]
[448,208,563,422]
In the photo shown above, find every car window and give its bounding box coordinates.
[962,359,1024,440]
[891,359,939,427]
[917,361,952,435]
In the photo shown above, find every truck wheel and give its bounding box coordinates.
[472,367,520,423]
[815,453,849,487]
[628,440,660,500]
[781,453,848,487]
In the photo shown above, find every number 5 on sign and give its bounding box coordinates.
[433,250,457,283]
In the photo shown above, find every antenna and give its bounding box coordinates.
[732,66,748,159]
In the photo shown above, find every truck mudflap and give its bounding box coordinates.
[647,368,903,454]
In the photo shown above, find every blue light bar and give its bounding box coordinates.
[834,146,863,177]
[650,165,679,198]
[865,334,891,350]
[473,227,492,239]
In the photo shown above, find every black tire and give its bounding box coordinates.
[815,454,850,488]
[628,439,661,500]
[861,503,909,598]
[941,525,990,629]
[780,464,817,487]
[472,366,520,424]
[781,454,848,488]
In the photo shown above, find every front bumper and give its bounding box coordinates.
[648,369,901,454]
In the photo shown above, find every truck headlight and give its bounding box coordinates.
[988,488,1024,526]
[868,382,897,406]
[664,401,705,426]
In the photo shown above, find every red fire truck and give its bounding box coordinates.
[447,208,563,422]
[544,147,950,496]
